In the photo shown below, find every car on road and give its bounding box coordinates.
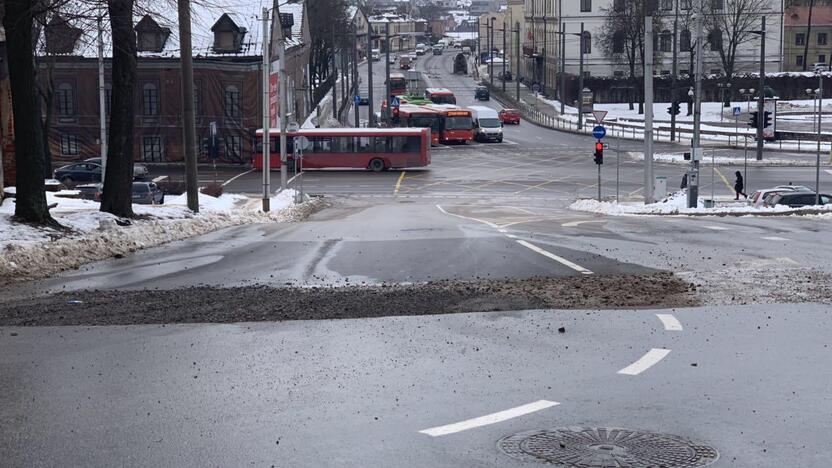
[54,162,102,184]
[765,192,831,207]
[415,44,427,55]
[498,70,513,81]
[748,185,812,207]
[470,106,503,143]
[399,55,412,70]
[84,157,150,180]
[474,85,490,101]
[499,108,521,124]
[132,182,165,204]
[388,53,397,64]
[359,96,369,105]
[813,62,828,72]
[432,46,443,55]
[371,48,381,61]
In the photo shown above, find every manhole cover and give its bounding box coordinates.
[498,427,718,467]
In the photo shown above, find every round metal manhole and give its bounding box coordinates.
[498,427,718,467]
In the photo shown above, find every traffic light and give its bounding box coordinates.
[667,101,680,116]
[748,111,758,128]
[594,141,604,165]
[763,111,772,128]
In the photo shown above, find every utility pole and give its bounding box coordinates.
[385,23,391,125]
[644,13,654,204]
[515,22,521,101]
[756,17,766,161]
[353,28,359,127]
[816,75,823,205]
[502,21,507,93]
[577,22,584,130]
[97,12,107,182]
[489,19,495,85]
[332,29,337,119]
[560,22,565,116]
[670,0,679,142]
[688,0,704,208]
[177,0,199,213]
[261,7,271,211]
[367,29,375,127]
[278,31,288,191]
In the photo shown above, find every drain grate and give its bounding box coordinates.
[498,427,718,467]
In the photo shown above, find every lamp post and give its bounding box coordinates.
[807,79,823,205]
[489,17,496,86]
[739,88,755,189]
[716,82,731,122]
[569,25,584,130]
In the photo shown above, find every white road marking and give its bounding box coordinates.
[152,175,168,183]
[561,220,605,227]
[506,234,518,239]
[418,400,560,437]
[222,169,254,187]
[617,348,672,376]
[498,228,508,233]
[435,204,499,228]
[825,169,832,176]
[761,236,789,241]
[287,173,303,185]
[655,313,683,331]
[515,240,593,275]
[501,139,520,145]
[703,225,728,231]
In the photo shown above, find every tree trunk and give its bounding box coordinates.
[101,0,137,218]
[3,0,59,226]
[803,0,815,72]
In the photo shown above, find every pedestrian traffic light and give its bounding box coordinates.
[748,111,758,128]
[763,111,772,128]
[667,101,680,116]
[594,141,603,165]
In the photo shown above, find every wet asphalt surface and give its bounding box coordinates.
[3,52,832,467]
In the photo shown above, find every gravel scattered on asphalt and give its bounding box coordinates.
[0,272,697,326]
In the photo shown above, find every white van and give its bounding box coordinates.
[371,48,381,61]
[469,106,503,142]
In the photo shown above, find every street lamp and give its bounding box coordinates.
[739,88,755,188]
[687,86,699,208]
[806,80,823,206]
[489,17,496,86]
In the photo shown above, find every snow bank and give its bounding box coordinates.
[628,151,818,167]
[569,190,832,216]
[0,190,324,282]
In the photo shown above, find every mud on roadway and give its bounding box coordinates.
[0,272,698,326]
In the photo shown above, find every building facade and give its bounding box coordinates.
[369,13,429,51]
[783,6,832,71]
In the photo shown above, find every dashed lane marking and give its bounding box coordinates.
[655,313,683,331]
[561,220,605,227]
[617,348,672,376]
[761,236,789,241]
[703,225,728,231]
[222,169,254,187]
[418,400,560,437]
[515,240,594,275]
[394,170,406,195]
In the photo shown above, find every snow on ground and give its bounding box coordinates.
[569,190,832,216]
[0,190,322,282]
[627,151,820,167]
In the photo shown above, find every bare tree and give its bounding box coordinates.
[307,0,349,104]
[704,0,769,85]
[599,1,664,112]
[802,0,815,70]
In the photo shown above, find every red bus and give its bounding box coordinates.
[387,72,407,95]
[425,87,457,105]
[425,105,474,144]
[395,104,441,145]
[253,128,431,172]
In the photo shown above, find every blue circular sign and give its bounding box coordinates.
[592,125,606,139]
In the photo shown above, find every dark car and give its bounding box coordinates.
[359,96,369,105]
[77,183,103,201]
[475,86,490,101]
[766,192,831,208]
[54,162,102,184]
[132,182,165,204]
[498,70,513,81]
[85,157,150,180]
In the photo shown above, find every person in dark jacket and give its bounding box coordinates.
[734,171,747,200]
[681,173,688,190]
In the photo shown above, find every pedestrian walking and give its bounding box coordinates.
[680,173,688,190]
[734,171,747,200]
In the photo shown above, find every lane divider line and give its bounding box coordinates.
[703,225,728,231]
[655,313,683,331]
[617,348,672,376]
[222,169,254,187]
[394,170,406,195]
[761,236,789,241]
[515,240,594,275]
[418,400,560,437]
[152,175,168,183]
[435,204,499,228]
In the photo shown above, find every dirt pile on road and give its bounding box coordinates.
[0,272,697,326]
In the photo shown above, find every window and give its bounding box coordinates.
[660,70,671,75]
[819,33,828,46]
[583,71,591,78]
[796,33,805,46]
[710,68,722,75]
[581,31,591,54]
[680,30,691,52]
[224,85,241,119]
[820,54,827,64]
[225,135,242,160]
[660,30,672,52]
[681,0,692,9]
[613,31,625,53]
[613,0,624,11]
[104,84,112,116]
[60,134,79,155]
[193,82,200,116]
[580,0,591,12]
[661,0,672,10]
[142,136,163,162]
[710,0,723,9]
[709,30,722,51]
[142,83,158,116]
[57,83,75,116]
[796,55,804,66]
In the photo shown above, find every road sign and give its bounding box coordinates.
[592,125,606,140]
[354,95,361,105]
[592,110,608,124]
[390,96,401,107]
[732,106,741,116]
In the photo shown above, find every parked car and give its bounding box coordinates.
[766,192,831,208]
[388,53,398,64]
[813,62,828,72]
[499,108,521,124]
[132,182,165,204]
[54,162,102,184]
[474,85,490,101]
[85,157,150,180]
[371,48,381,61]
[77,183,103,201]
[748,185,811,207]
[498,70,513,81]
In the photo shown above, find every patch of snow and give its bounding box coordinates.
[628,151,818,167]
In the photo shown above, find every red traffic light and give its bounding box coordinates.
[595,142,603,152]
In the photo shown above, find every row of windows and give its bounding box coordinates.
[57,134,244,161]
[795,54,826,66]
[54,83,242,119]
[795,32,828,47]
[257,136,423,154]
[609,30,722,54]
